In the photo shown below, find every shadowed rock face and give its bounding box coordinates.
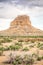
[0,15,43,36]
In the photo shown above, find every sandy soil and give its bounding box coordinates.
[0,40,43,65]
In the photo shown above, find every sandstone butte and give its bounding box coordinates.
[0,15,43,36]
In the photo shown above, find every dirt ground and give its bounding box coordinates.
[0,39,43,65]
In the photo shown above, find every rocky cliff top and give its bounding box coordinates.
[10,15,31,27]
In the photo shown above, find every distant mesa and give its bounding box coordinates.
[0,15,43,36]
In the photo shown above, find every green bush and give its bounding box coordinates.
[13,61,17,65]
[8,45,21,50]
[37,43,43,50]
[4,38,12,43]
[25,64,31,65]
[39,46,43,50]
[15,56,22,64]
[37,43,40,48]
[0,46,4,51]
[13,56,23,65]
[14,45,21,50]
[37,43,43,48]
[22,47,29,51]
[0,38,12,43]
[3,44,21,51]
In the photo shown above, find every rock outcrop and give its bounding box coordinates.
[0,15,43,36]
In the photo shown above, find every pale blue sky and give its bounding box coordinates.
[0,0,43,30]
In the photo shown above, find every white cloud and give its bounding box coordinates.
[0,3,43,30]
[0,3,43,18]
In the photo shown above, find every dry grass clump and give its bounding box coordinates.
[8,54,35,65]
[3,52,43,65]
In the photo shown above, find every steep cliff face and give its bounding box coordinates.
[0,15,43,36]
[10,15,31,27]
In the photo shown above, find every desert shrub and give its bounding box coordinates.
[8,45,21,50]
[37,43,40,48]
[22,47,29,51]
[0,46,4,56]
[31,41,35,43]
[23,54,34,65]
[15,56,23,64]
[13,61,17,65]
[13,54,34,65]
[39,46,43,50]
[8,54,35,65]
[13,55,43,65]
[37,43,43,50]
[36,54,43,61]
[32,53,38,58]
[9,45,15,50]
[13,56,23,65]
[14,45,21,50]
[41,56,43,59]
[0,46,13,51]
[0,39,5,43]
[4,47,11,51]
[29,44,34,48]
[4,38,12,43]
[0,46,4,51]
[18,39,24,42]
[0,38,12,43]
[37,56,42,61]
[15,42,22,46]
[25,64,31,65]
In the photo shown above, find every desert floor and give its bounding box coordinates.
[0,36,43,65]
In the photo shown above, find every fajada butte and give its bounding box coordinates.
[0,15,43,36]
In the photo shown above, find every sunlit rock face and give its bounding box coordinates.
[10,15,31,27]
[0,15,43,36]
